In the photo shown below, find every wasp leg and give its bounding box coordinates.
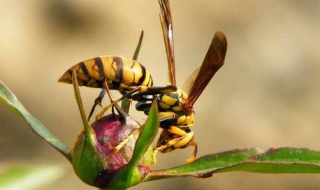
[152,149,159,164]
[186,141,197,163]
[167,126,194,148]
[88,89,106,121]
[152,134,170,164]
[152,136,188,164]
[94,89,138,120]
[94,80,123,120]
[92,80,130,120]
[120,91,132,114]
[114,129,141,151]
[131,85,177,98]
[95,85,177,120]
[152,126,196,164]
[102,81,138,152]
[114,114,174,153]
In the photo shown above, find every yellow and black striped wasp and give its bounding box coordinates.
[58,0,227,163]
[58,55,177,118]
[136,0,228,163]
[59,56,153,90]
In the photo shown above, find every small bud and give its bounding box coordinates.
[70,114,153,188]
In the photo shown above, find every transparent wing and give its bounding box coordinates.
[181,67,199,95]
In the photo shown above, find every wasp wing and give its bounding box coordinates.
[183,31,227,113]
[181,67,200,95]
[159,0,176,86]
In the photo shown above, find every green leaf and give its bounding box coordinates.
[121,30,144,113]
[0,163,64,190]
[144,147,320,181]
[108,101,159,189]
[132,30,144,61]
[0,81,70,160]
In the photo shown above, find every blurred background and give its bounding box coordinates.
[1,0,320,189]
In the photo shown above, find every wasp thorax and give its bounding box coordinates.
[70,114,153,188]
[176,89,188,103]
[158,90,187,111]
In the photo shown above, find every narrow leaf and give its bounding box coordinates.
[121,30,145,113]
[144,147,320,181]
[132,30,144,61]
[0,81,70,160]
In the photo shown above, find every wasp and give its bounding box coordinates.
[58,0,227,164]
[59,56,153,90]
[133,0,228,163]
[58,55,176,119]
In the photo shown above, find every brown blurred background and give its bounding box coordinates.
[1,0,320,189]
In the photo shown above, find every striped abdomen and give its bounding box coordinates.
[58,56,153,91]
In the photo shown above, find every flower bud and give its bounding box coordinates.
[70,113,153,189]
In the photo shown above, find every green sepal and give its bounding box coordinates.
[69,70,106,185]
[106,101,158,189]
